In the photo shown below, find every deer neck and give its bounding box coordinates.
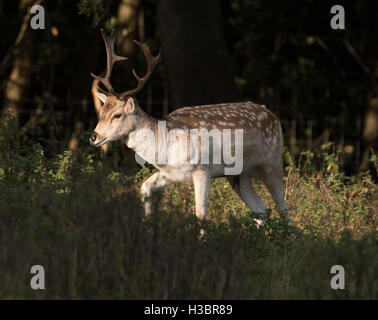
[125,109,161,164]
[134,108,158,132]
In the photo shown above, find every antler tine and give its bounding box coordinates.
[119,40,162,99]
[91,29,127,95]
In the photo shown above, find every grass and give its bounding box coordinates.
[0,137,376,299]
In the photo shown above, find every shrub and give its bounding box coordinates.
[0,138,376,299]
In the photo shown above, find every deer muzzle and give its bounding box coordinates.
[89,132,97,144]
[89,131,107,147]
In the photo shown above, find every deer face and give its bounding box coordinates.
[90,93,138,147]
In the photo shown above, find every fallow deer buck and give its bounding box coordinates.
[89,29,290,227]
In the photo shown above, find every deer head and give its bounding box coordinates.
[89,29,161,147]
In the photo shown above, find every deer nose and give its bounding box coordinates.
[89,132,97,144]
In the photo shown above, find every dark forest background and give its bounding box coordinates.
[0,0,377,174]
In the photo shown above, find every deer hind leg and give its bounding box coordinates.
[140,172,173,216]
[227,175,267,226]
[192,171,210,221]
[257,164,290,224]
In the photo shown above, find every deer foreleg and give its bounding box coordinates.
[140,172,173,216]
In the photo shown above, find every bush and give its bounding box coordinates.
[0,138,376,299]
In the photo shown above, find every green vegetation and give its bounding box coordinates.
[0,134,376,299]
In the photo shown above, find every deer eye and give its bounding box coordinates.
[113,113,122,120]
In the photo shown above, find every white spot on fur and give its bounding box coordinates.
[257,112,267,121]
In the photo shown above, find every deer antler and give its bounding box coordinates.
[91,29,127,96]
[119,40,162,100]
[91,30,161,100]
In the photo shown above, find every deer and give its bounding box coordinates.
[89,29,290,228]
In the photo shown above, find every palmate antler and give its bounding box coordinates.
[91,28,162,99]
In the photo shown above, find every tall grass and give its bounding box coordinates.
[0,136,376,299]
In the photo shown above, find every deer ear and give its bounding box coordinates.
[95,92,107,104]
[125,97,136,113]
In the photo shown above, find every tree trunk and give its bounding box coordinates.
[157,0,239,108]
[1,0,37,131]
[117,0,141,77]
[0,0,3,19]
[360,2,378,171]
[360,85,378,170]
